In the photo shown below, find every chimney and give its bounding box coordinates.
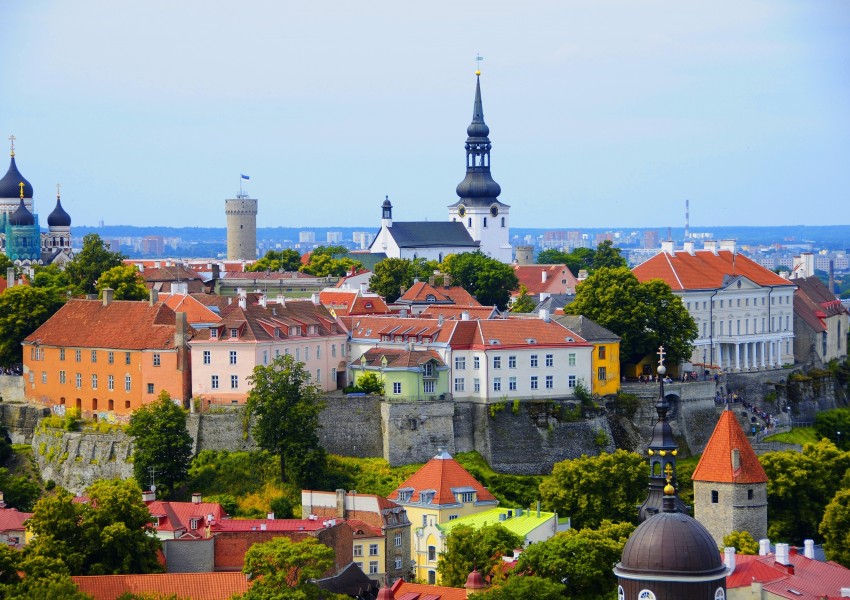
[759,538,770,556]
[259,295,267,308]
[704,240,719,255]
[775,542,790,565]
[399,308,408,318]
[276,295,286,306]
[683,241,696,255]
[438,314,444,326]
[238,296,247,309]
[173,281,188,295]
[840,588,850,598]
[719,239,737,254]
[142,489,156,502]
[661,240,675,255]
[211,263,220,279]
[461,311,470,321]
[360,282,367,295]
[803,539,815,559]
[724,547,736,572]
[542,270,548,283]
[149,288,159,306]
[311,293,320,305]
[399,285,407,296]
[102,288,114,306]
[336,488,346,518]
[731,448,740,471]
[192,492,202,504]
[539,308,550,323]
[154,261,161,268]
[267,512,275,520]
[5,268,14,288]
[443,274,451,287]
[175,312,188,359]
[429,276,436,286]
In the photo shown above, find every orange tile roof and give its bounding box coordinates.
[341,316,455,343]
[0,507,32,531]
[192,300,341,343]
[512,264,578,295]
[692,410,768,484]
[388,450,496,506]
[319,289,391,316]
[24,299,186,351]
[358,348,447,369]
[72,572,250,600]
[391,579,467,600]
[419,305,499,320]
[445,318,589,350]
[632,249,794,291]
[159,293,222,324]
[399,282,480,307]
[146,499,227,537]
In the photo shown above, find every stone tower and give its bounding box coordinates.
[691,409,768,547]
[225,194,257,261]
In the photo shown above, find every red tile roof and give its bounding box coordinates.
[632,249,794,291]
[320,289,391,316]
[358,348,446,369]
[399,282,480,307]
[692,411,768,484]
[389,450,496,506]
[140,265,204,283]
[72,572,250,600]
[446,318,589,350]
[727,552,850,600]
[0,507,32,532]
[419,306,500,320]
[192,300,341,342]
[146,499,227,537]
[512,264,578,296]
[346,518,384,538]
[391,579,467,600]
[341,316,455,344]
[159,293,222,324]
[23,299,186,351]
[210,518,328,533]
[793,276,848,334]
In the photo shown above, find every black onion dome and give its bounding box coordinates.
[455,171,502,199]
[616,511,726,578]
[48,197,71,227]
[9,198,35,226]
[382,196,392,209]
[0,156,34,199]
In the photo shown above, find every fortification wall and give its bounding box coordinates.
[0,376,24,403]
[381,401,456,466]
[0,403,49,443]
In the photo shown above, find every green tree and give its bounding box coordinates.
[0,544,20,585]
[441,251,519,310]
[565,267,697,364]
[31,263,73,299]
[539,450,646,528]
[474,576,567,600]
[0,467,41,511]
[536,249,570,265]
[510,284,535,313]
[300,254,361,277]
[96,265,149,301]
[0,285,65,365]
[236,536,346,600]
[127,391,193,498]
[348,372,384,395]
[592,240,627,270]
[65,233,126,295]
[514,520,634,599]
[246,249,302,273]
[311,245,349,257]
[722,530,759,555]
[820,488,850,567]
[247,354,327,487]
[814,408,850,451]
[370,258,414,303]
[437,524,522,587]
[761,439,850,544]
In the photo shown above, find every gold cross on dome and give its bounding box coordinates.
[56,183,61,198]
[8,134,15,156]
[657,345,666,367]
[19,182,24,199]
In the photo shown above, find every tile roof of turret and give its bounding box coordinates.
[692,410,768,484]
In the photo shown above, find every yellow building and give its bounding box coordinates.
[387,450,498,584]
[554,315,621,396]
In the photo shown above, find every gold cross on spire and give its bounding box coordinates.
[8,134,15,157]
[657,345,666,367]
[56,183,61,198]
[475,54,483,76]
[19,182,24,199]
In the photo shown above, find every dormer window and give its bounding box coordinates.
[425,294,437,303]
[365,302,373,309]
[230,328,239,338]
[420,492,435,505]
[210,329,218,338]
[459,491,474,503]
[189,517,200,529]
[397,489,413,502]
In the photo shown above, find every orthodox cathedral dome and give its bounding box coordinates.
[47,196,72,227]
[9,198,35,226]
[0,156,33,199]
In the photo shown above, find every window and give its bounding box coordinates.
[638,591,657,600]
[493,377,501,391]
[75,373,82,389]
[147,383,154,394]
[460,491,474,502]
[369,561,379,574]
[394,533,402,547]
[41,371,46,384]
[473,378,480,392]
[748,489,754,500]
[424,380,435,393]
[108,375,114,390]
[428,546,436,561]
[369,544,379,556]
[493,356,501,369]
[229,351,237,365]
[568,375,576,388]
[598,346,606,359]
[91,350,97,363]
[108,351,114,364]
[397,490,412,502]
[125,352,131,365]
[455,356,466,370]
[530,376,538,390]
[331,368,337,383]
[508,356,516,368]
[473,356,480,369]
[75,350,81,362]
[509,376,517,390]
[545,375,553,389]
[448,514,458,520]
[316,369,321,384]
[203,351,211,364]
[59,370,66,384]
[210,329,218,338]
[125,375,132,392]
[483,217,488,228]
[598,366,607,381]
[545,354,554,367]
[568,353,576,366]
[395,556,403,569]
[92,375,98,390]
[530,355,538,368]
[428,571,436,585]
[230,328,238,338]
[711,490,719,503]
[60,348,65,361]
[231,375,239,389]
[316,346,321,359]
[296,349,300,361]
[153,353,160,366]
[393,382,401,395]
[211,375,219,389]
[305,347,310,361]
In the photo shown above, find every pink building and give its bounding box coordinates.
[189,296,348,405]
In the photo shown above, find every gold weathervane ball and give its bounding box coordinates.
[664,482,676,496]
[475,69,481,76]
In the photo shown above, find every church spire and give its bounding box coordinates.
[454,69,501,205]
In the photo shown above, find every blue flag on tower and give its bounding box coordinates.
[240,174,250,180]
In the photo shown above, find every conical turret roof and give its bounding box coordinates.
[692,410,768,484]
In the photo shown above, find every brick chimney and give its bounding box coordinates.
[175,311,188,372]
[149,288,159,306]
[102,288,114,306]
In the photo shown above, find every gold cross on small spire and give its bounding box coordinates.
[657,345,666,367]
[19,182,24,199]
[664,463,673,478]
[8,134,15,157]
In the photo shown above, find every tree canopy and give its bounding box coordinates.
[97,265,149,301]
[564,266,697,364]
[814,408,850,451]
[437,524,523,587]
[510,285,535,313]
[127,391,194,498]
[65,233,126,295]
[592,240,628,270]
[539,449,646,528]
[0,285,65,366]
[820,488,850,567]
[441,251,518,310]
[473,576,567,600]
[247,354,327,487]
[246,249,302,273]
[722,530,759,555]
[370,258,412,303]
[537,243,622,277]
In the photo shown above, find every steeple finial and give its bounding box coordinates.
[56,183,61,199]
[475,53,483,76]
[8,134,15,157]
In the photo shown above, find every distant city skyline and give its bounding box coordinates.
[3,1,849,229]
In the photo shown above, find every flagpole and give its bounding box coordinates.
[239,174,243,198]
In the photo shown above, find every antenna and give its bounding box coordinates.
[684,199,690,240]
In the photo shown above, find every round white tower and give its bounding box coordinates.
[225,195,258,261]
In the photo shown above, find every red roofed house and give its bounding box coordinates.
[72,572,250,600]
[792,275,849,367]
[511,264,578,298]
[0,502,33,548]
[388,450,498,584]
[725,542,850,600]
[395,279,480,315]
[22,293,191,419]
[419,305,500,321]
[386,578,468,600]
[692,410,768,546]
[319,286,392,317]
[633,240,796,372]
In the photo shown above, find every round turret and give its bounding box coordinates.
[0,156,33,199]
[9,198,35,226]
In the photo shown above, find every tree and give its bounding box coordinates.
[592,240,627,270]
[127,391,193,498]
[820,488,850,567]
[441,251,518,310]
[474,576,567,600]
[0,467,41,511]
[65,233,125,295]
[536,249,570,265]
[437,524,522,587]
[300,254,361,277]
[347,372,384,395]
[510,285,535,313]
[514,520,634,599]
[246,249,302,273]
[0,544,20,585]
[370,258,414,303]
[31,263,73,299]
[236,537,347,600]
[539,450,646,529]
[0,285,65,365]
[565,267,697,364]
[722,530,759,555]
[814,408,850,451]
[25,480,162,576]
[96,265,149,301]
[247,354,327,487]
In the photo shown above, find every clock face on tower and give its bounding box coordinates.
[457,205,466,218]
[490,205,499,217]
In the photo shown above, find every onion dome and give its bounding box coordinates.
[455,73,502,203]
[0,156,33,199]
[48,195,71,227]
[466,76,490,139]
[465,570,487,590]
[9,198,35,226]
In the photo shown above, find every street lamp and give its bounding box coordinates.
[837,431,842,448]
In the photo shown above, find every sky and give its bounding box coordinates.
[2,1,849,230]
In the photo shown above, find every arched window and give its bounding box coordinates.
[715,588,726,600]
[638,591,656,600]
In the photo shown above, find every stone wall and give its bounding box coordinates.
[0,376,25,403]
[320,396,382,459]
[0,403,49,443]
[381,401,456,466]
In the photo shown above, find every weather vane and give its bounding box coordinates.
[475,54,483,75]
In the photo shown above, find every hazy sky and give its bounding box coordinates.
[2,1,849,230]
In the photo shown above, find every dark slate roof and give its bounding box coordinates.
[553,314,620,342]
[386,221,478,249]
[0,156,33,199]
[313,562,379,599]
[533,294,576,313]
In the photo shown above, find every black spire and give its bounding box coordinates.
[454,74,502,205]
[638,346,690,521]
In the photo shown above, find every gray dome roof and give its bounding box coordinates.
[48,197,71,227]
[0,156,33,199]
[455,171,502,200]
[9,198,35,226]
